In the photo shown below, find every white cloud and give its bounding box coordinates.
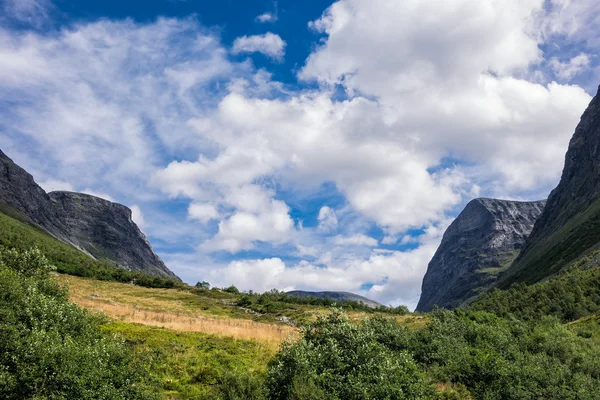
[130,204,146,229]
[332,234,377,247]
[81,189,115,202]
[2,0,51,28]
[39,179,74,192]
[255,12,277,23]
[232,33,286,61]
[550,53,591,80]
[188,202,219,223]
[317,206,338,232]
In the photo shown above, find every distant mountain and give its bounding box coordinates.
[286,290,382,308]
[0,149,179,280]
[498,86,600,288]
[416,198,546,312]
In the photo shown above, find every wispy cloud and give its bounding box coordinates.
[231,32,286,61]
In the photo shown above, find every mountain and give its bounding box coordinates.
[0,149,179,280]
[416,198,546,312]
[286,290,382,308]
[498,86,600,288]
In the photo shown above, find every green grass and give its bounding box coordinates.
[498,197,600,288]
[101,322,274,399]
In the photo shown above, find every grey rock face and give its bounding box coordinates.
[0,150,78,247]
[416,198,546,312]
[0,149,179,280]
[501,85,600,286]
[286,290,382,308]
[49,191,179,280]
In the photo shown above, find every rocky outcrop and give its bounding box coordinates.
[416,198,546,312]
[499,86,600,288]
[286,290,382,308]
[0,149,179,280]
[49,191,178,280]
[0,150,76,247]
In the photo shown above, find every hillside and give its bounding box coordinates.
[499,86,600,288]
[416,198,545,311]
[0,149,178,279]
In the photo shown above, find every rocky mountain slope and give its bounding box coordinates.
[498,86,600,288]
[416,198,546,312]
[286,290,382,308]
[0,149,178,280]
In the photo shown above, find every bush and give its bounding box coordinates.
[225,285,240,294]
[266,310,433,400]
[0,248,155,399]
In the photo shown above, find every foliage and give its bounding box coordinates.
[472,251,600,322]
[0,207,182,289]
[266,310,433,400]
[225,285,241,294]
[196,280,210,289]
[0,247,155,399]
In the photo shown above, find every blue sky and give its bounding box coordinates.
[1,0,599,309]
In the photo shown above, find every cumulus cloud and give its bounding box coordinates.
[188,202,219,223]
[232,33,286,61]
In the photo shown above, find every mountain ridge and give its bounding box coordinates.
[0,149,179,280]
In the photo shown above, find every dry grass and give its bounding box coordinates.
[57,275,297,347]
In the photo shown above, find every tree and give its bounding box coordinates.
[195,281,210,290]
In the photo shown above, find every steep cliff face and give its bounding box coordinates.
[416,198,546,312]
[0,149,178,280]
[286,291,382,308]
[499,86,600,288]
[0,150,76,247]
[49,191,178,279]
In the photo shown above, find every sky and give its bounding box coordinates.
[0,0,599,309]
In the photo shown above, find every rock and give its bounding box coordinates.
[285,290,382,308]
[0,149,179,281]
[499,86,600,288]
[88,293,101,298]
[416,198,546,312]
[49,191,178,280]
[277,316,296,326]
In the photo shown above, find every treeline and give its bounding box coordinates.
[471,251,600,322]
[194,285,410,315]
[0,210,183,289]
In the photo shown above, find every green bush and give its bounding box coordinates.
[266,310,433,400]
[0,247,155,399]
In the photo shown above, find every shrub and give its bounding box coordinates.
[266,310,432,400]
[0,248,155,399]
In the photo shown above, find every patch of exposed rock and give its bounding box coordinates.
[416,198,546,312]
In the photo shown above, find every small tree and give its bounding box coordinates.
[224,285,240,294]
[195,281,210,290]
